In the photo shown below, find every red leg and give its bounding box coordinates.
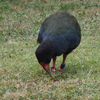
[60,54,67,69]
[51,57,56,72]
[62,54,67,64]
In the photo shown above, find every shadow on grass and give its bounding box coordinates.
[36,61,89,82]
[54,62,90,82]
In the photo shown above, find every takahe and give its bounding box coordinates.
[35,11,81,74]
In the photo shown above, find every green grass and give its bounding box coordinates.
[0,0,100,99]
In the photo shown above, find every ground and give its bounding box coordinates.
[0,0,100,99]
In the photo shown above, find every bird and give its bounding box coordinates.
[35,11,81,74]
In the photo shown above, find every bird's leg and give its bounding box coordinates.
[51,57,56,72]
[60,54,67,69]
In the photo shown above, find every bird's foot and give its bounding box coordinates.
[60,63,65,69]
[51,66,56,72]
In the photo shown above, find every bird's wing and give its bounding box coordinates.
[37,26,44,43]
[37,17,49,43]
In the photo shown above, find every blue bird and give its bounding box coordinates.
[35,11,81,74]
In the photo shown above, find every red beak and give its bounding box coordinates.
[40,62,50,73]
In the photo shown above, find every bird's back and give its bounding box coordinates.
[37,11,81,43]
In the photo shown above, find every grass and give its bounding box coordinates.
[0,0,100,99]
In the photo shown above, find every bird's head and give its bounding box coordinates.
[35,40,55,73]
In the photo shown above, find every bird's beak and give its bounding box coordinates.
[40,62,50,73]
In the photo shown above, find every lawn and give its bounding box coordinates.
[0,0,100,99]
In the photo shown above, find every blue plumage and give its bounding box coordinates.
[35,11,81,74]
